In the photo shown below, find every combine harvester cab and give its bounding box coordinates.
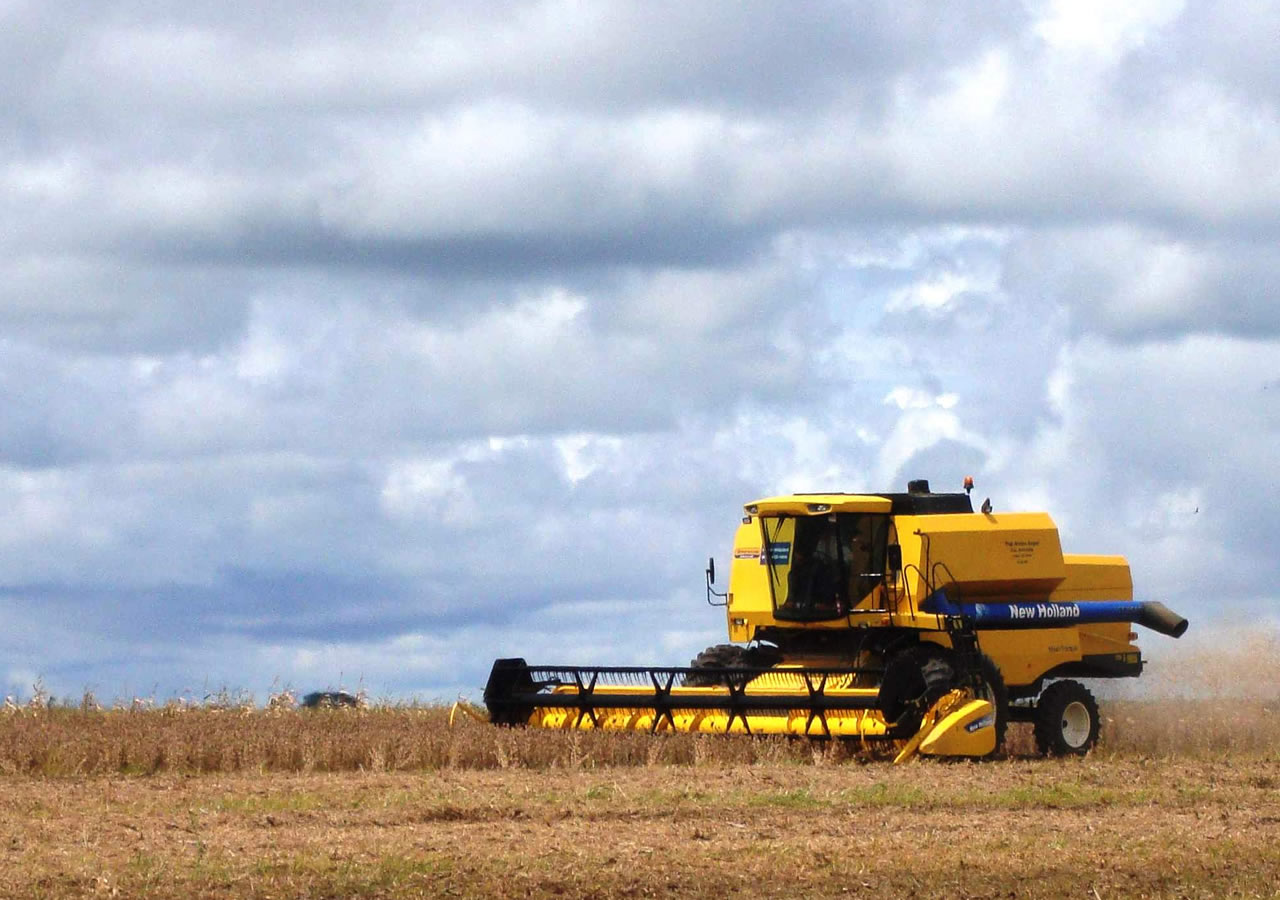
[483,479,1188,759]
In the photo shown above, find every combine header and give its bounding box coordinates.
[483,479,1188,759]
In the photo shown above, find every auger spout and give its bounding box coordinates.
[1134,601,1190,638]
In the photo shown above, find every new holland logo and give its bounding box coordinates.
[1006,602,1082,620]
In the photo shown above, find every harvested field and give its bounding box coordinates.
[0,696,1278,898]
[1,757,1278,898]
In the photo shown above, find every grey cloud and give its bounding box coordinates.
[137,270,815,450]
[891,438,988,492]
[4,3,1203,272]
[0,256,821,473]
[0,342,132,467]
[3,2,1024,122]
[1121,2,1280,111]
[0,257,251,352]
[1004,228,1280,341]
[0,424,750,697]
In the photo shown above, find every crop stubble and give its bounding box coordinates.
[0,759,1277,898]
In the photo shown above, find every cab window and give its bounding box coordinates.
[769,513,888,621]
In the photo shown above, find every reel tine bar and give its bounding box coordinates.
[483,658,882,732]
[648,669,679,733]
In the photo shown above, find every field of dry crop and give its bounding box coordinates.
[0,636,1276,898]
[0,698,1276,898]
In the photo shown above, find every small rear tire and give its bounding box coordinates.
[1033,680,1100,756]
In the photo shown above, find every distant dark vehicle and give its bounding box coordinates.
[300,690,361,709]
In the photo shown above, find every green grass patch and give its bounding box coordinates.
[844,782,931,807]
[251,851,453,892]
[215,790,328,814]
[747,788,829,809]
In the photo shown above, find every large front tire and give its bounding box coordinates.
[878,644,954,735]
[685,644,767,686]
[1033,680,1100,756]
[974,654,1009,753]
[880,646,1007,755]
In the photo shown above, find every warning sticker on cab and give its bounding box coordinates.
[760,543,791,565]
[734,548,760,560]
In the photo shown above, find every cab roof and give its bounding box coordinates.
[744,491,974,516]
[744,494,893,516]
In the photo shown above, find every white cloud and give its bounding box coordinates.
[875,408,964,487]
[1033,0,1185,58]
[883,388,959,410]
[554,433,624,485]
[379,459,474,524]
[886,271,977,314]
[1005,227,1280,339]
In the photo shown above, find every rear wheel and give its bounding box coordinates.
[1033,680,1100,756]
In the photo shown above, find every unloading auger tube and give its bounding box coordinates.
[481,657,1000,761]
[919,593,1190,638]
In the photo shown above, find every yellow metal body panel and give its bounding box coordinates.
[726,516,787,641]
[1055,555,1133,601]
[976,627,1082,687]
[894,512,1066,598]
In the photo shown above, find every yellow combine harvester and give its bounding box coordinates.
[484,479,1188,759]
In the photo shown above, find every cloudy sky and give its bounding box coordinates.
[2,1,1276,702]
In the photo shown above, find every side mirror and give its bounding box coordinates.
[705,557,727,606]
[886,544,902,574]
